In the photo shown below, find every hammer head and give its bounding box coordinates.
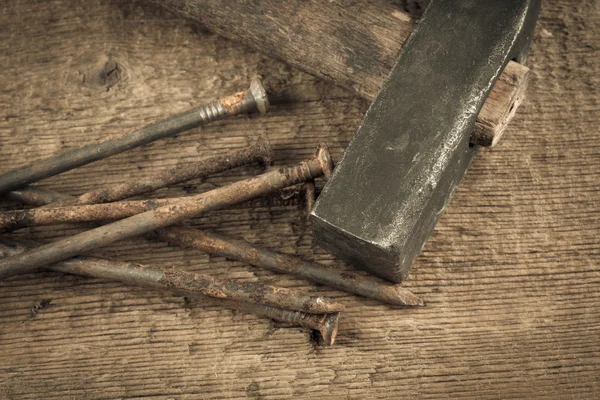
[311,0,540,282]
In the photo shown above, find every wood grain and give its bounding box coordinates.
[152,0,529,147]
[0,0,599,399]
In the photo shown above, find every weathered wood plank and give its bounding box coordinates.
[0,0,598,399]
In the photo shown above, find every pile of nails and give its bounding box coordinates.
[0,79,422,346]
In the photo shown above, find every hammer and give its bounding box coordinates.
[152,0,540,282]
[153,0,531,147]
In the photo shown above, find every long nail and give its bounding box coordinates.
[0,145,331,232]
[0,239,339,344]
[2,196,278,231]
[157,227,423,306]
[0,198,171,232]
[0,78,269,195]
[0,239,341,314]
[50,136,273,207]
[0,145,333,279]
[0,137,273,231]
[157,272,343,313]
[6,185,310,217]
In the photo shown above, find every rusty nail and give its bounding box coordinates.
[0,145,331,233]
[2,171,422,307]
[1,195,299,232]
[8,185,309,213]
[0,145,334,279]
[0,238,339,344]
[0,239,341,314]
[0,198,170,232]
[48,136,274,207]
[0,145,332,232]
[153,271,343,313]
[157,227,423,307]
[0,78,269,195]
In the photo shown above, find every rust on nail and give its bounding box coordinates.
[45,136,274,207]
[159,268,343,313]
[156,227,423,307]
[0,144,330,233]
[0,238,340,344]
[219,91,247,114]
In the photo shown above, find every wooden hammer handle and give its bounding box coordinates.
[153,0,529,146]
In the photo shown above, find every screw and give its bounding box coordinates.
[0,239,339,344]
[0,78,269,195]
[157,227,423,307]
[0,145,334,279]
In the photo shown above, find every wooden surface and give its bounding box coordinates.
[0,0,598,398]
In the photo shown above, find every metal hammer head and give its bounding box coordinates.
[311,0,540,282]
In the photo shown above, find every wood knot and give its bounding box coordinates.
[75,53,126,92]
[98,60,121,91]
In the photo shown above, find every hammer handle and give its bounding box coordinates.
[153,0,529,146]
